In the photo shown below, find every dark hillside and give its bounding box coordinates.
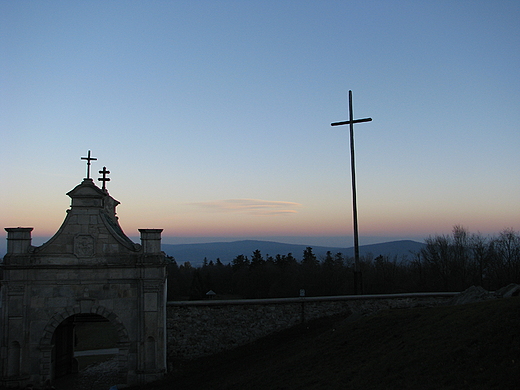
[134,297,520,390]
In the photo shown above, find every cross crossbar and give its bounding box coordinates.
[331,117,372,127]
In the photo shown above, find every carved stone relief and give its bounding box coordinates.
[74,234,95,257]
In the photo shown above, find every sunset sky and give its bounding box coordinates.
[1,1,519,249]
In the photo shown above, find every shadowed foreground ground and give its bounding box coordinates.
[128,297,520,390]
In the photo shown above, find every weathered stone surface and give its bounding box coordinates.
[165,293,454,366]
[1,178,166,388]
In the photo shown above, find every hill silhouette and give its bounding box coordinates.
[0,239,425,264]
[162,239,424,266]
[132,297,520,390]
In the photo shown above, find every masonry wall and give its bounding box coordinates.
[166,292,456,366]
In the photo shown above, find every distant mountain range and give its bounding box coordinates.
[162,240,425,266]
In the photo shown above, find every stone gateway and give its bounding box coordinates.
[1,170,167,388]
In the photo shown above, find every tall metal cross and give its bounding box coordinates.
[331,90,372,294]
[81,150,97,179]
[98,166,111,191]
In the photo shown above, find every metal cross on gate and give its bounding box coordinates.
[81,150,97,179]
[331,90,372,295]
[98,166,111,191]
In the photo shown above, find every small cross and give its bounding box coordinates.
[98,166,111,191]
[81,150,97,179]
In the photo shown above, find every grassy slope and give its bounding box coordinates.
[136,297,520,390]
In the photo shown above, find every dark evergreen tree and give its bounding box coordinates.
[231,254,249,271]
[250,249,265,268]
[189,269,205,300]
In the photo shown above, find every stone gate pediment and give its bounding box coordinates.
[1,166,167,388]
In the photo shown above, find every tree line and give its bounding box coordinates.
[166,226,520,300]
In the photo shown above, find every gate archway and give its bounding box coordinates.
[39,306,130,384]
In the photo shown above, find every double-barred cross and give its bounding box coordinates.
[98,166,111,191]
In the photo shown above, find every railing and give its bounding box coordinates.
[167,291,459,306]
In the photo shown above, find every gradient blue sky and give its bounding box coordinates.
[1,1,519,248]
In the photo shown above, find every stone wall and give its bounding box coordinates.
[166,292,456,365]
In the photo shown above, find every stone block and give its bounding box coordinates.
[123,315,138,338]
[54,271,73,280]
[98,299,114,311]
[144,293,157,312]
[8,318,23,341]
[118,268,138,279]
[67,224,81,234]
[77,272,96,283]
[32,286,53,297]
[36,272,60,282]
[8,270,25,280]
[143,268,162,279]
[144,312,159,335]
[7,296,23,317]
[78,215,90,225]
[79,300,94,313]
[103,243,119,253]
[113,298,137,315]
[46,297,69,308]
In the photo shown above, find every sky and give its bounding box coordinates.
[1,1,519,249]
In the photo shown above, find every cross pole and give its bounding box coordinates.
[81,150,97,179]
[331,90,372,294]
[98,166,111,191]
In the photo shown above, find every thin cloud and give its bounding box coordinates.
[188,199,302,216]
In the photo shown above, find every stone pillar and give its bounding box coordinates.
[5,228,33,254]
[139,229,163,254]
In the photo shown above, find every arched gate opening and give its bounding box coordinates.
[39,307,131,389]
[52,313,120,380]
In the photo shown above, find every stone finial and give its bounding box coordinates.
[5,227,33,254]
[139,229,163,254]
